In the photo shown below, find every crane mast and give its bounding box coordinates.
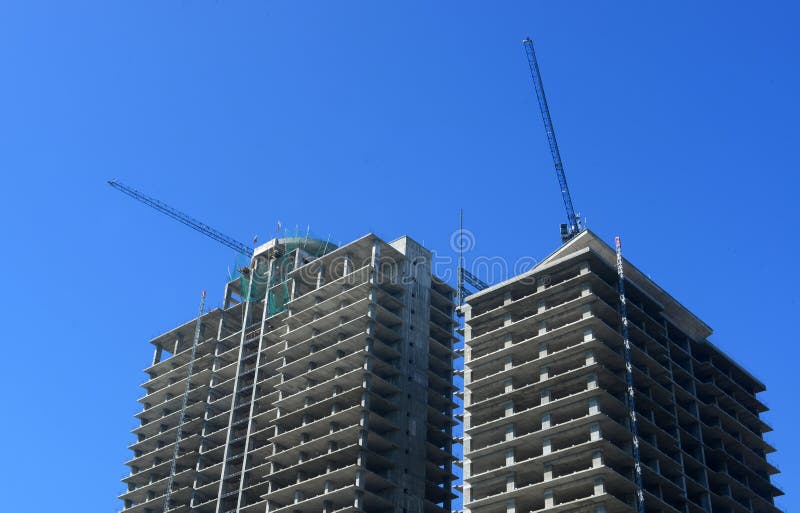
[163,290,206,513]
[456,209,489,305]
[108,180,254,257]
[615,237,646,513]
[523,37,582,243]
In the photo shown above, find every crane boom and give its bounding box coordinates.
[108,180,254,257]
[522,37,582,242]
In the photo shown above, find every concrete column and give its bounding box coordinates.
[343,253,352,276]
[504,291,513,305]
[584,328,594,341]
[537,277,547,292]
[539,343,548,358]
[505,473,515,491]
[541,413,551,429]
[505,424,515,441]
[593,477,605,496]
[540,366,549,381]
[542,438,552,454]
[537,299,546,314]
[504,312,513,326]
[587,373,598,390]
[580,261,590,275]
[370,240,381,268]
[355,450,366,487]
[582,304,592,319]
[538,321,547,336]
[504,401,514,417]
[588,397,600,415]
[581,283,591,296]
[504,355,513,371]
[540,389,551,405]
[505,499,517,513]
[505,448,515,466]
[504,333,514,348]
[502,377,513,394]
[324,480,333,493]
[544,489,554,508]
[590,422,602,441]
[543,464,553,481]
[585,350,595,365]
[316,264,324,288]
[152,345,163,366]
[701,492,712,511]
[592,450,603,468]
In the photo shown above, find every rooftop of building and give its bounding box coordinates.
[465,229,765,391]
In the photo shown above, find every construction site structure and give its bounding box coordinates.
[119,233,458,513]
[460,230,782,513]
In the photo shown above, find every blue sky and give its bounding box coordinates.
[0,1,797,511]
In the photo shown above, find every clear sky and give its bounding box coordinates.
[0,1,797,511]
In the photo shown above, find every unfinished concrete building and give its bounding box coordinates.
[460,230,781,513]
[120,234,457,513]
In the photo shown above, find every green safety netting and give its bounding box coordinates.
[237,228,337,315]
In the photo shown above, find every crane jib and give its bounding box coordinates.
[522,37,582,240]
[108,180,254,257]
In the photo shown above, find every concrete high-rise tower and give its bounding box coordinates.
[460,230,781,513]
[119,234,457,513]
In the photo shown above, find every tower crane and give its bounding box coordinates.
[108,180,254,257]
[523,37,583,243]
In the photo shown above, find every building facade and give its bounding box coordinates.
[461,231,781,513]
[120,234,457,513]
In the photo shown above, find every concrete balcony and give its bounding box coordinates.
[138,367,213,407]
[467,292,594,353]
[129,415,204,455]
[467,463,633,513]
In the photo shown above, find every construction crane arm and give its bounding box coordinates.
[461,268,489,291]
[523,37,581,241]
[458,267,490,304]
[108,180,254,257]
